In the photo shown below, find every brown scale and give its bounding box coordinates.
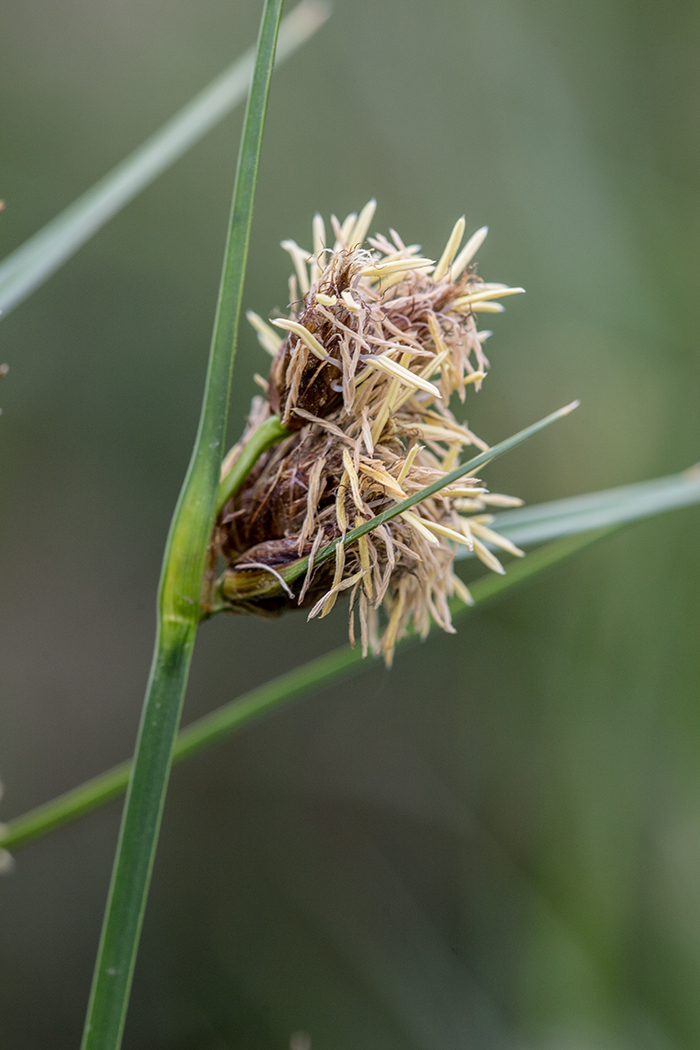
[268,256,359,428]
[218,536,334,616]
[216,430,349,614]
[212,257,487,619]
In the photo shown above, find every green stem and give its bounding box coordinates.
[3,528,615,855]
[79,4,285,1049]
[216,413,288,514]
[80,623,196,1049]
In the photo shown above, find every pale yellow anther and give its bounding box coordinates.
[441,445,460,472]
[370,389,396,447]
[280,239,311,295]
[331,538,345,583]
[270,318,328,361]
[359,408,374,457]
[471,536,505,575]
[449,225,488,281]
[433,216,466,282]
[310,214,327,284]
[320,541,346,618]
[312,213,326,254]
[386,351,413,413]
[400,510,441,545]
[364,355,442,398]
[389,227,406,251]
[463,370,486,386]
[335,211,358,249]
[397,443,422,485]
[246,310,283,356]
[341,290,361,312]
[427,313,447,352]
[452,286,525,310]
[453,498,485,512]
[480,494,524,508]
[472,302,505,314]
[416,518,475,548]
[342,448,364,509]
[315,292,337,306]
[358,462,407,498]
[299,525,326,603]
[444,487,487,498]
[381,342,427,358]
[377,273,420,294]
[382,579,407,667]
[387,350,449,417]
[373,248,406,264]
[298,454,327,549]
[309,568,364,622]
[360,257,434,279]
[412,424,472,443]
[419,347,450,381]
[451,574,475,607]
[355,515,374,600]
[335,471,348,533]
[348,199,376,247]
[469,521,525,558]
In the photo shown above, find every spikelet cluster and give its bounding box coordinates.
[216,202,525,664]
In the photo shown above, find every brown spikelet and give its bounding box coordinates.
[214,205,525,664]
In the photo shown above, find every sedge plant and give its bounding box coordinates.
[1,3,700,1048]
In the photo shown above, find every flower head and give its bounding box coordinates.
[215,202,525,664]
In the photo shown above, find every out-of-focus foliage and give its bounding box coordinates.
[0,1,698,1048]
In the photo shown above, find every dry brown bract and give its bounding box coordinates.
[215,202,526,665]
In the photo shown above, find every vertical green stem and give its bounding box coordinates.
[80,3,285,1048]
[80,623,196,1049]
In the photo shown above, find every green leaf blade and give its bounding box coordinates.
[275,401,581,591]
[0,1,328,318]
[484,465,700,550]
[78,3,288,1048]
[0,528,631,856]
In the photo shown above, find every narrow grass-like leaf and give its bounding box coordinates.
[79,4,285,1049]
[265,401,580,595]
[1,527,614,854]
[4,464,699,855]
[0,1,328,318]
[489,464,700,547]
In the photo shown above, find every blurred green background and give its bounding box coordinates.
[1,1,699,1047]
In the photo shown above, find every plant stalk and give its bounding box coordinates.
[79,3,285,1048]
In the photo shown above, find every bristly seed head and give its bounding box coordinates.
[215,203,525,665]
